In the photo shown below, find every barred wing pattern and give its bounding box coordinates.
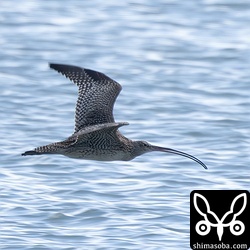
[50,64,122,132]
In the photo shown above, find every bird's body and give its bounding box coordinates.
[22,63,207,169]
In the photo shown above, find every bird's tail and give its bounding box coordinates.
[22,136,78,156]
[22,143,62,156]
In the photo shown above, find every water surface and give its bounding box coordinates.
[1,1,249,249]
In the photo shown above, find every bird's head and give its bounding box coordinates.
[131,140,155,159]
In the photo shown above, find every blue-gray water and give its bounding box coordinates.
[1,1,249,249]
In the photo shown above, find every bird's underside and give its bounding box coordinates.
[22,63,207,169]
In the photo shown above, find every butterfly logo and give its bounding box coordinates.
[193,192,247,241]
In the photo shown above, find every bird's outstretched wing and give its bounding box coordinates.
[71,122,129,145]
[49,63,122,132]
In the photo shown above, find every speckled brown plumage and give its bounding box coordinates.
[50,63,121,132]
[22,63,207,169]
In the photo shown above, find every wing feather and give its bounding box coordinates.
[66,122,129,147]
[49,63,122,132]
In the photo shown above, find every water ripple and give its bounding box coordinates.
[1,1,249,249]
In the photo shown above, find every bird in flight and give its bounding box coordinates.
[22,63,207,169]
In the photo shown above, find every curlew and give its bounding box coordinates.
[22,63,207,169]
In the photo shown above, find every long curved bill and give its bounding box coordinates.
[152,146,207,169]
